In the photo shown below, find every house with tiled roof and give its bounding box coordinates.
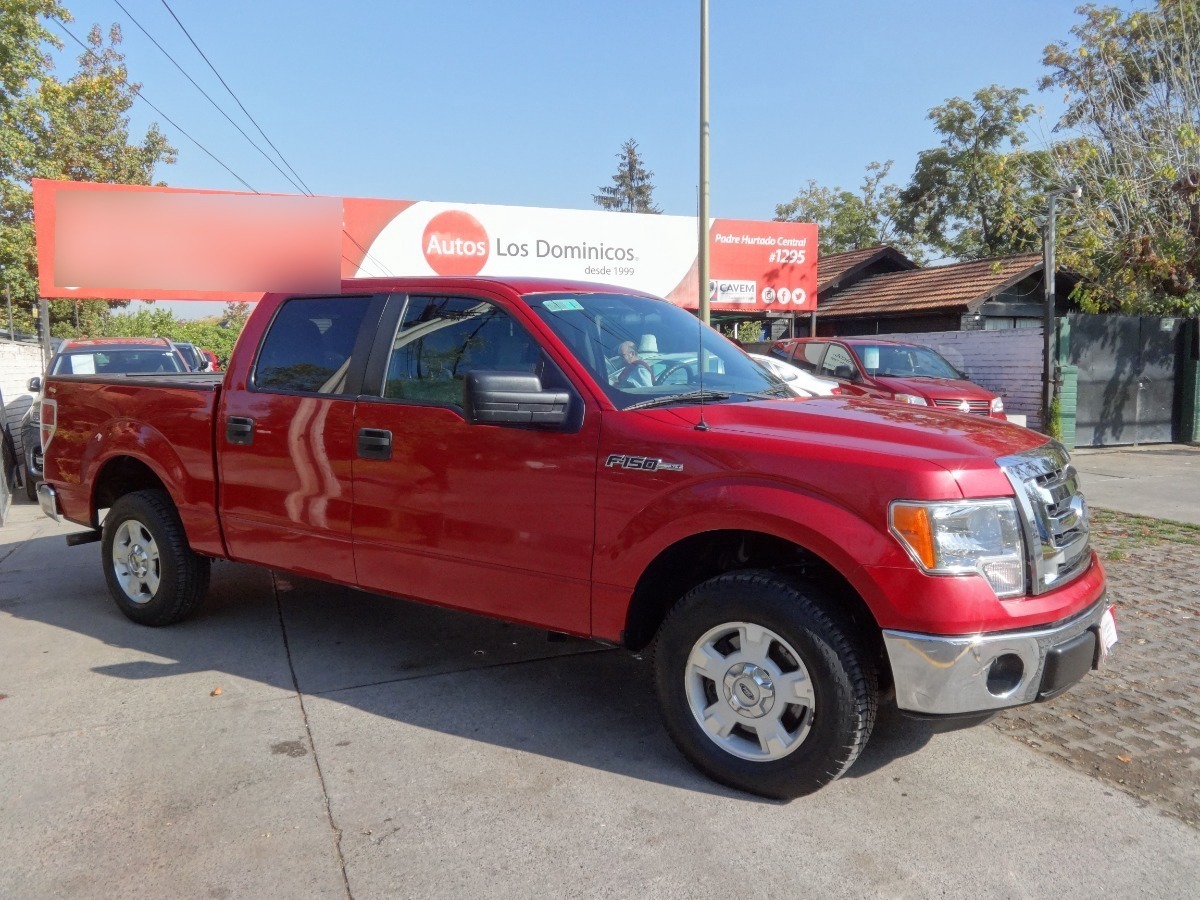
[817,245,917,295]
[809,247,1080,337]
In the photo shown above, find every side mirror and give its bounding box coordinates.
[27,376,41,393]
[834,365,856,381]
[464,371,569,427]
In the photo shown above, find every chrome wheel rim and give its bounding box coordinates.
[111,519,161,604]
[685,621,815,761]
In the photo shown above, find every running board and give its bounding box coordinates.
[66,530,101,547]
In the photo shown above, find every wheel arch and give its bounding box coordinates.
[91,455,170,524]
[621,529,889,692]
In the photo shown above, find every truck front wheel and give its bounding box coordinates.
[101,490,211,626]
[653,571,877,799]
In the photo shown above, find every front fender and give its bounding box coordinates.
[592,476,908,633]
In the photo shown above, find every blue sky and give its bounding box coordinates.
[47,1,1135,317]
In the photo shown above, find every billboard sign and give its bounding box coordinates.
[34,180,816,311]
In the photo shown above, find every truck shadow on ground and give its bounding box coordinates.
[3,528,935,800]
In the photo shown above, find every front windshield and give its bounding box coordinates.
[529,292,789,410]
[855,343,962,380]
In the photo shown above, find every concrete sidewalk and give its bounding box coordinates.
[1071,443,1200,524]
[2,498,1199,898]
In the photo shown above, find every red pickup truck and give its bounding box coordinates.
[38,277,1114,799]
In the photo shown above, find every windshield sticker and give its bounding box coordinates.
[543,298,584,312]
[862,346,879,370]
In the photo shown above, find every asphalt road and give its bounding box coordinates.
[1072,444,1200,525]
[2,498,1198,899]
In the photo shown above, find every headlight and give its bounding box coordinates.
[990,396,1005,413]
[893,393,928,405]
[889,499,1026,598]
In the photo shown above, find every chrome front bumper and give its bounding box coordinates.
[883,597,1110,716]
[37,483,60,522]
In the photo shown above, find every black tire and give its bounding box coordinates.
[101,489,211,626]
[24,469,38,502]
[653,570,877,800]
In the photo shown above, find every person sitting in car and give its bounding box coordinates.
[615,340,653,387]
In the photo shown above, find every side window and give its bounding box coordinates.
[255,296,371,394]
[383,296,540,406]
[819,343,859,381]
[791,342,826,373]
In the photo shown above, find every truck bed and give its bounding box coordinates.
[44,373,226,556]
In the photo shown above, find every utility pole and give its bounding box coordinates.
[698,0,711,326]
[1040,186,1081,433]
[2,265,12,342]
[38,299,51,369]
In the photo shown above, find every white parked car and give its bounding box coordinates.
[749,353,840,397]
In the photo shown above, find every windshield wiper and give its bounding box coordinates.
[625,389,732,411]
[738,385,795,400]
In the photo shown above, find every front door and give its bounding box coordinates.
[352,292,600,634]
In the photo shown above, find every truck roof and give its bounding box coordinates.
[62,336,174,349]
[265,276,662,301]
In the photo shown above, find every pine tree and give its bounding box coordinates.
[593,139,661,213]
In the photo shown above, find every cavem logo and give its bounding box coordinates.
[422,210,490,276]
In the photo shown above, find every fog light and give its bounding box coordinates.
[986,653,1024,696]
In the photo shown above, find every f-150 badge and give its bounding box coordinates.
[604,454,684,472]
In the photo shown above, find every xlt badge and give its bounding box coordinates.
[604,454,684,473]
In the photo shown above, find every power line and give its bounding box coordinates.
[113,0,309,196]
[60,15,395,279]
[54,21,258,193]
[159,0,313,196]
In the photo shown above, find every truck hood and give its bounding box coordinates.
[657,396,1046,496]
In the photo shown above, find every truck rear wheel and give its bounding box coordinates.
[101,489,211,626]
[653,571,876,799]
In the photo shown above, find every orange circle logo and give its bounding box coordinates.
[422,211,490,276]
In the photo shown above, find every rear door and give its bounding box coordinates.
[351,291,600,633]
[218,293,383,581]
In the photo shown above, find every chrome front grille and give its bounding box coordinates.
[997,442,1092,595]
[932,398,990,415]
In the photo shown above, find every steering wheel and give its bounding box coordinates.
[655,362,696,385]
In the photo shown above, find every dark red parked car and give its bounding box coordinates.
[768,337,1006,419]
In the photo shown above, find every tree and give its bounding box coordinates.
[1,6,175,337]
[898,85,1049,260]
[222,301,253,330]
[1041,1,1200,312]
[593,138,661,213]
[776,160,922,260]
[88,306,246,367]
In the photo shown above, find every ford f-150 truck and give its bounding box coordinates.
[37,277,1115,799]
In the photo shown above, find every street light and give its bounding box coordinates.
[1041,185,1082,433]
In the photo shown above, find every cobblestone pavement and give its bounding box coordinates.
[993,510,1200,828]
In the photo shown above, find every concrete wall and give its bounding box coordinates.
[872,327,1046,432]
[0,341,45,456]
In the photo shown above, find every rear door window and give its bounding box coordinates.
[254,296,372,394]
